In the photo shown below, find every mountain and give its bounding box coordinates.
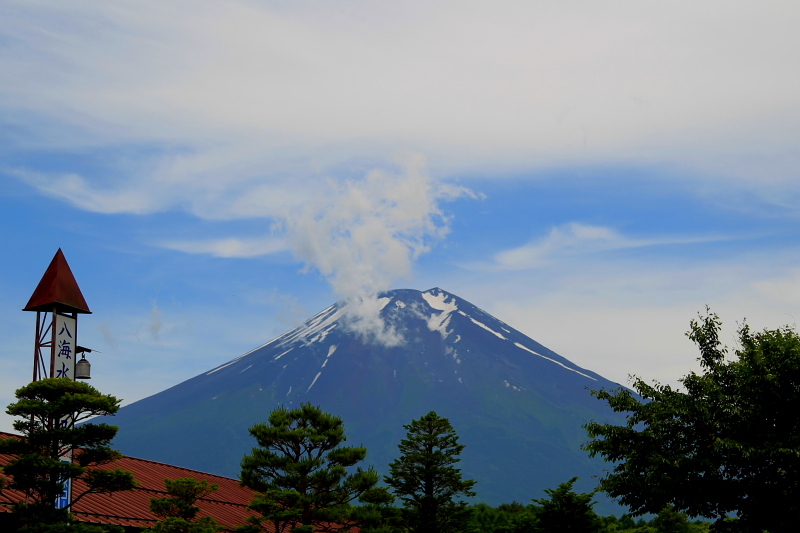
[100,288,630,512]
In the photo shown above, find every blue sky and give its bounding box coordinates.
[2,0,800,433]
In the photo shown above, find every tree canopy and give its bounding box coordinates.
[384,411,476,533]
[583,310,800,533]
[0,378,135,532]
[150,477,222,533]
[530,477,601,533]
[238,403,379,533]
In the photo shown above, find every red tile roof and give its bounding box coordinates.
[0,433,255,531]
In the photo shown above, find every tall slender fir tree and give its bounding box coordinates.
[384,411,476,533]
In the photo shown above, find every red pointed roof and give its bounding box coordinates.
[23,249,91,314]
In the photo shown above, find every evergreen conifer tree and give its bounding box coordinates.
[150,477,222,533]
[238,403,379,533]
[0,378,135,532]
[384,411,476,533]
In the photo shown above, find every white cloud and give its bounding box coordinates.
[489,223,722,270]
[1,0,798,215]
[285,155,473,345]
[158,237,286,258]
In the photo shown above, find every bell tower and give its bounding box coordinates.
[22,249,94,511]
[23,248,92,382]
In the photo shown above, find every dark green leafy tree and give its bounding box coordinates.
[149,477,222,533]
[651,506,692,533]
[238,403,380,533]
[384,411,476,533]
[584,310,800,533]
[530,477,601,533]
[0,378,135,532]
[347,486,405,533]
[468,502,528,533]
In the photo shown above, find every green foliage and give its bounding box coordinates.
[468,502,525,533]
[348,487,405,533]
[461,500,710,533]
[530,477,601,533]
[651,505,693,533]
[239,403,379,533]
[384,411,476,533]
[470,478,600,533]
[149,477,222,533]
[584,310,800,533]
[0,378,136,531]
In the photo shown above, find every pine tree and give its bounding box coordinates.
[0,378,136,532]
[149,477,222,533]
[384,411,476,533]
[238,403,379,533]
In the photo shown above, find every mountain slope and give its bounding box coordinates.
[102,288,629,511]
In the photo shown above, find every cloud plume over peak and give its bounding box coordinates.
[285,155,473,346]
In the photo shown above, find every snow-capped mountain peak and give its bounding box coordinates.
[102,287,626,512]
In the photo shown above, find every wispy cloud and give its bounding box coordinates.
[13,169,157,214]
[158,237,286,258]
[99,322,117,349]
[8,159,313,221]
[149,301,163,341]
[488,223,723,270]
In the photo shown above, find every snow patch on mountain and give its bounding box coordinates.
[321,344,338,368]
[308,324,337,344]
[273,349,292,361]
[206,353,247,375]
[427,313,453,339]
[280,305,344,347]
[514,342,596,381]
[422,290,458,313]
[466,315,507,340]
[421,290,458,339]
[445,346,461,364]
[307,372,322,392]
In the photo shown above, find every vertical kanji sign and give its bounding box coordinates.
[54,313,76,509]
[54,314,76,380]
[55,466,71,510]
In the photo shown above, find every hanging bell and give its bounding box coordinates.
[75,354,91,379]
